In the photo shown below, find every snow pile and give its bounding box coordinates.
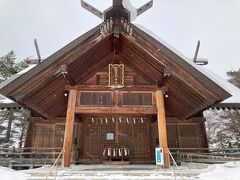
[122,0,137,21]
[0,166,29,180]
[198,161,240,180]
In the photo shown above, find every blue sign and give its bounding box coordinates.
[155,148,164,165]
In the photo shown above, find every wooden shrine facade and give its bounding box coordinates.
[0,0,232,169]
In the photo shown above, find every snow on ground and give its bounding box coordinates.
[0,166,30,180]
[198,161,240,180]
[1,162,240,179]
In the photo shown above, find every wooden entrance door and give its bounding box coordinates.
[82,116,151,162]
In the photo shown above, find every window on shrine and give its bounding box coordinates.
[79,92,112,106]
[121,92,153,106]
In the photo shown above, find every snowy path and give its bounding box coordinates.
[1,162,240,180]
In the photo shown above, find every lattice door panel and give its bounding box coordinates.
[33,124,55,148]
[167,124,179,148]
[178,124,202,148]
[118,117,150,158]
[55,124,65,148]
[83,118,115,157]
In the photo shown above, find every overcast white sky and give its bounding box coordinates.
[0,0,240,79]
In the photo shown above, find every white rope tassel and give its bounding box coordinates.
[92,118,94,123]
[133,118,136,124]
[103,148,106,156]
[126,117,129,124]
[113,148,116,157]
[119,117,122,123]
[107,148,111,157]
[124,148,128,156]
[119,148,122,157]
[112,117,115,123]
[105,118,108,124]
[141,117,144,123]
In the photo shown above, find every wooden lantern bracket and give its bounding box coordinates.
[59,64,76,86]
[157,67,172,87]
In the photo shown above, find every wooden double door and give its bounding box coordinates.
[81,116,152,162]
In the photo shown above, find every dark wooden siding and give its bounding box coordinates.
[79,92,112,106]
[83,65,151,86]
[121,92,152,106]
[151,117,208,149]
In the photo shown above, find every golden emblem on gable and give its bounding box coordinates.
[108,64,124,88]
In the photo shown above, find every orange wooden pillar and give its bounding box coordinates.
[63,89,77,167]
[156,89,170,168]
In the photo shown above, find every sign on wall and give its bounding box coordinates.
[106,133,114,140]
[155,148,164,166]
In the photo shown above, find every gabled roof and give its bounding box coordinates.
[0,22,231,119]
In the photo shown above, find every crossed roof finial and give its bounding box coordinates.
[80,0,153,22]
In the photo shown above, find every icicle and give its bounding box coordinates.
[129,25,133,36]
[110,17,113,31]
[100,26,106,37]
[126,23,130,33]
[103,23,108,34]
[123,20,127,32]
[106,19,110,32]
[121,17,124,25]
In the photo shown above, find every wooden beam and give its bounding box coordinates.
[113,0,123,6]
[65,85,167,92]
[156,89,170,168]
[63,89,77,167]
[75,106,157,115]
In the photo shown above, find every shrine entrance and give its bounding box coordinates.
[78,115,153,164]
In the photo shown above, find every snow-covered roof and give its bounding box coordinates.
[0,65,36,90]
[135,24,240,104]
[122,0,137,22]
[0,65,36,104]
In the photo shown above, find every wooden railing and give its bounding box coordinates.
[1,147,240,169]
[169,148,240,163]
[0,147,62,169]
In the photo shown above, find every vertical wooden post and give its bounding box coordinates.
[156,89,170,168]
[63,89,77,167]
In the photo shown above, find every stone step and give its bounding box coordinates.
[23,165,208,180]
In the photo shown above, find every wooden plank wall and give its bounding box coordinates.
[152,117,208,149]
[27,116,208,163]
[83,65,150,86]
